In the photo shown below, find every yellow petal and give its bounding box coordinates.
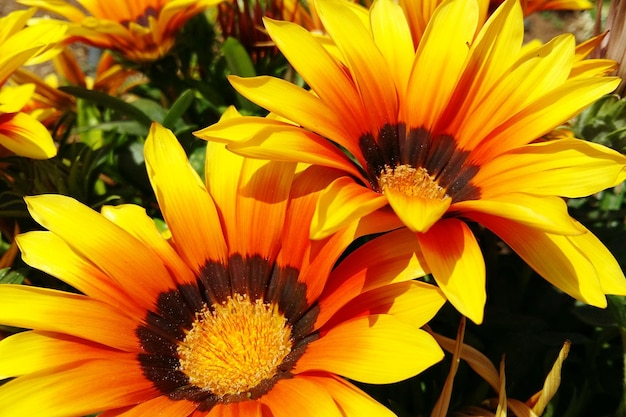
[24,194,173,307]
[262,17,365,138]
[311,176,388,240]
[567,224,626,295]
[195,115,365,176]
[476,76,620,160]
[16,231,142,317]
[385,186,451,233]
[470,212,608,307]
[228,76,360,157]
[0,84,35,113]
[0,112,56,159]
[296,314,443,383]
[0,331,111,378]
[453,193,583,235]
[474,138,626,198]
[304,374,396,417]
[370,0,414,98]
[418,218,486,324]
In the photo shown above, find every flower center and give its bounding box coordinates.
[177,293,293,397]
[379,164,448,200]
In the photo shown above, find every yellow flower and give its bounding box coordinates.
[196,0,626,324]
[0,8,65,159]
[0,120,445,416]
[18,0,221,62]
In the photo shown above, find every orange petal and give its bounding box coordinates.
[261,376,343,417]
[0,357,159,417]
[145,122,228,270]
[100,204,196,287]
[317,228,427,327]
[98,396,199,417]
[304,374,396,417]
[326,280,446,330]
[234,157,296,259]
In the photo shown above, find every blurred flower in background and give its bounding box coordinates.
[0,8,65,159]
[9,49,144,137]
[18,0,222,62]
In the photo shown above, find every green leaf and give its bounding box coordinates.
[222,37,261,113]
[0,268,26,285]
[163,89,196,129]
[130,98,168,124]
[59,86,153,126]
[222,37,256,78]
[75,121,148,138]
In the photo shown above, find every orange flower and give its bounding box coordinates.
[0,119,445,416]
[19,0,221,62]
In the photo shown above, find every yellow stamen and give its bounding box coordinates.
[379,164,447,200]
[177,293,292,397]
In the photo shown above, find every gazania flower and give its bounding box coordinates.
[18,0,222,62]
[0,120,445,416]
[0,8,65,159]
[195,0,626,323]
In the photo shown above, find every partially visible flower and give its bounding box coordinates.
[0,8,66,159]
[10,49,144,132]
[0,119,445,416]
[196,0,626,324]
[19,0,222,62]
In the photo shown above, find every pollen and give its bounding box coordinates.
[379,164,448,200]
[177,293,293,397]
